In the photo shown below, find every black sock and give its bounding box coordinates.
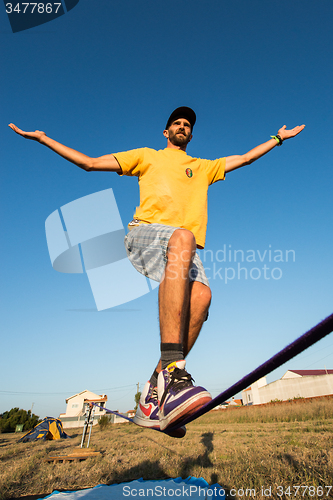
[149,369,159,388]
[160,342,184,370]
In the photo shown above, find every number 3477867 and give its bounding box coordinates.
[6,3,62,14]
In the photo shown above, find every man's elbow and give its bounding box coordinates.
[83,158,95,172]
[242,154,254,166]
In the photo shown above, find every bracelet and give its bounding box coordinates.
[271,135,283,146]
[276,134,283,145]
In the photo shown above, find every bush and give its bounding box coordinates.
[98,415,110,430]
[134,392,141,412]
[0,408,40,433]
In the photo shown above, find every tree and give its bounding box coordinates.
[0,408,40,433]
[98,415,110,430]
[134,392,141,412]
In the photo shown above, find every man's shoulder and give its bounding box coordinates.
[118,146,161,156]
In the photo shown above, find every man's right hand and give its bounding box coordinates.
[8,123,121,172]
[8,123,46,143]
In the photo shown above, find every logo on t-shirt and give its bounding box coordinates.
[185,168,193,178]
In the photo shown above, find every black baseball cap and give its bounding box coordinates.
[165,106,196,130]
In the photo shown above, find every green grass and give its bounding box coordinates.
[1,398,333,499]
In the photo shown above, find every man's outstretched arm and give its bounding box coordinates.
[8,124,121,173]
[225,124,305,173]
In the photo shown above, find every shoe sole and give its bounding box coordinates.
[163,426,186,438]
[132,415,160,429]
[133,416,186,438]
[159,391,211,431]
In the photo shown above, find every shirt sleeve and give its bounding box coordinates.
[204,157,226,185]
[113,148,145,177]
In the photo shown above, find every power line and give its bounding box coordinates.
[0,384,136,396]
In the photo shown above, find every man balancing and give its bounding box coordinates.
[9,108,305,437]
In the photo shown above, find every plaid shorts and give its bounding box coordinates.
[124,223,209,287]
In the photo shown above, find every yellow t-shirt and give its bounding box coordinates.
[114,147,226,248]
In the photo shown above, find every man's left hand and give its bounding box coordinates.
[277,124,305,141]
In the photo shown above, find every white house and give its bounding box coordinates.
[242,370,333,406]
[59,390,108,429]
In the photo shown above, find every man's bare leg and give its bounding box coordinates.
[151,228,212,376]
[182,281,212,358]
[156,229,212,430]
[158,228,196,346]
[134,229,212,434]
[154,281,211,374]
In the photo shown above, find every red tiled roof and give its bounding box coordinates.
[289,369,333,376]
[84,396,108,403]
[226,399,242,406]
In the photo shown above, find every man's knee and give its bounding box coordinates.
[201,285,212,309]
[200,286,212,321]
[168,229,196,253]
[192,281,212,308]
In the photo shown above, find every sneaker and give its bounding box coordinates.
[133,381,186,438]
[157,360,212,431]
[133,381,159,429]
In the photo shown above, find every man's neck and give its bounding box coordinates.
[166,140,187,152]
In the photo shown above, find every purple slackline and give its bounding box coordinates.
[175,311,333,429]
[95,312,333,431]
[92,405,135,423]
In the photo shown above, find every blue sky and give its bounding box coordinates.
[1,0,333,419]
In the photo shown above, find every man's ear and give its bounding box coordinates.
[163,129,169,139]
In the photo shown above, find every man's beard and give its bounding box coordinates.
[168,129,191,147]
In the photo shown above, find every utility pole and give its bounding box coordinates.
[137,382,140,394]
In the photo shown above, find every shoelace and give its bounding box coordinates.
[170,368,194,391]
[150,387,158,402]
[160,368,194,407]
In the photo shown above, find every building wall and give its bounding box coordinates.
[244,374,333,405]
[65,390,105,417]
[281,370,302,379]
[60,415,99,429]
[111,414,128,424]
[60,413,128,429]
[243,377,267,405]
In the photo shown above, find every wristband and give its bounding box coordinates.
[276,134,283,145]
[271,135,283,146]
